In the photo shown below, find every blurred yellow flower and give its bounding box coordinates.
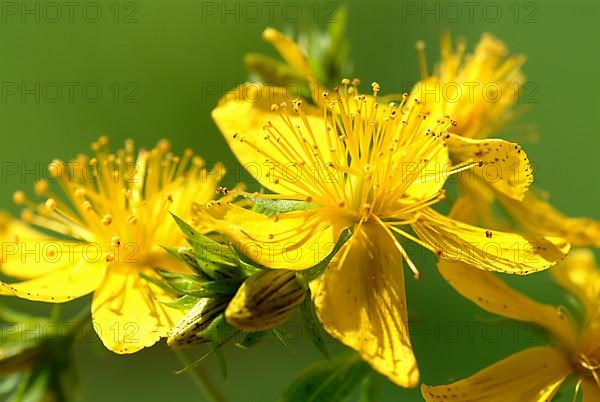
[0,137,224,354]
[415,33,600,244]
[415,32,526,141]
[208,54,569,386]
[423,249,600,401]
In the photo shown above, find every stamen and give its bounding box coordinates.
[415,40,429,79]
[45,198,57,211]
[12,191,27,205]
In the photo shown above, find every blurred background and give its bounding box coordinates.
[0,0,598,400]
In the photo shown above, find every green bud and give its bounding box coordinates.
[225,270,306,331]
[167,297,229,348]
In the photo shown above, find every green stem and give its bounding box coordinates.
[68,308,93,343]
[174,349,229,402]
[50,304,62,322]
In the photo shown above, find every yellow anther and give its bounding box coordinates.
[157,139,171,153]
[45,198,57,211]
[34,180,49,196]
[111,236,121,246]
[21,209,35,223]
[75,188,86,199]
[47,160,64,179]
[12,191,27,205]
[101,215,113,226]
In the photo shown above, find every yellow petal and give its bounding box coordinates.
[262,28,315,84]
[413,207,570,275]
[0,258,106,302]
[212,83,334,198]
[1,237,94,280]
[0,215,61,279]
[451,174,512,230]
[448,134,532,200]
[583,378,600,402]
[195,202,340,270]
[314,223,419,387]
[438,259,577,348]
[91,265,184,354]
[498,190,600,247]
[402,139,450,201]
[421,346,571,402]
[551,249,600,315]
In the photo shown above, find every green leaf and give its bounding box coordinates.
[279,355,371,402]
[246,196,317,216]
[300,288,330,360]
[302,228,353,281]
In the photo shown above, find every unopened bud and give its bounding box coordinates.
[167,298,228,349]
[225,270,306,331]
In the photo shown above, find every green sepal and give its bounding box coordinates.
[155,270,206,294]
[161,245,213,280]
[300,288,330,361]
[182,278,245,298]
[170,213,236,263]
[244,53,305,85]
[200,314,239,345]
[160,295,201,311]
[230,246,263,275]
[302,228,352,281]
[235,331,265,349]
[176,314,240,375]
[215,348,228,381]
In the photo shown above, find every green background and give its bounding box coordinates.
[0,0,598,400]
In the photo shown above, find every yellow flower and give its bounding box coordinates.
[423,249,600,401]
[412,33,531,202]
[414,32,526,141]
[0,137,224,354]
[207,59,569,385]
[414,33,600,244]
